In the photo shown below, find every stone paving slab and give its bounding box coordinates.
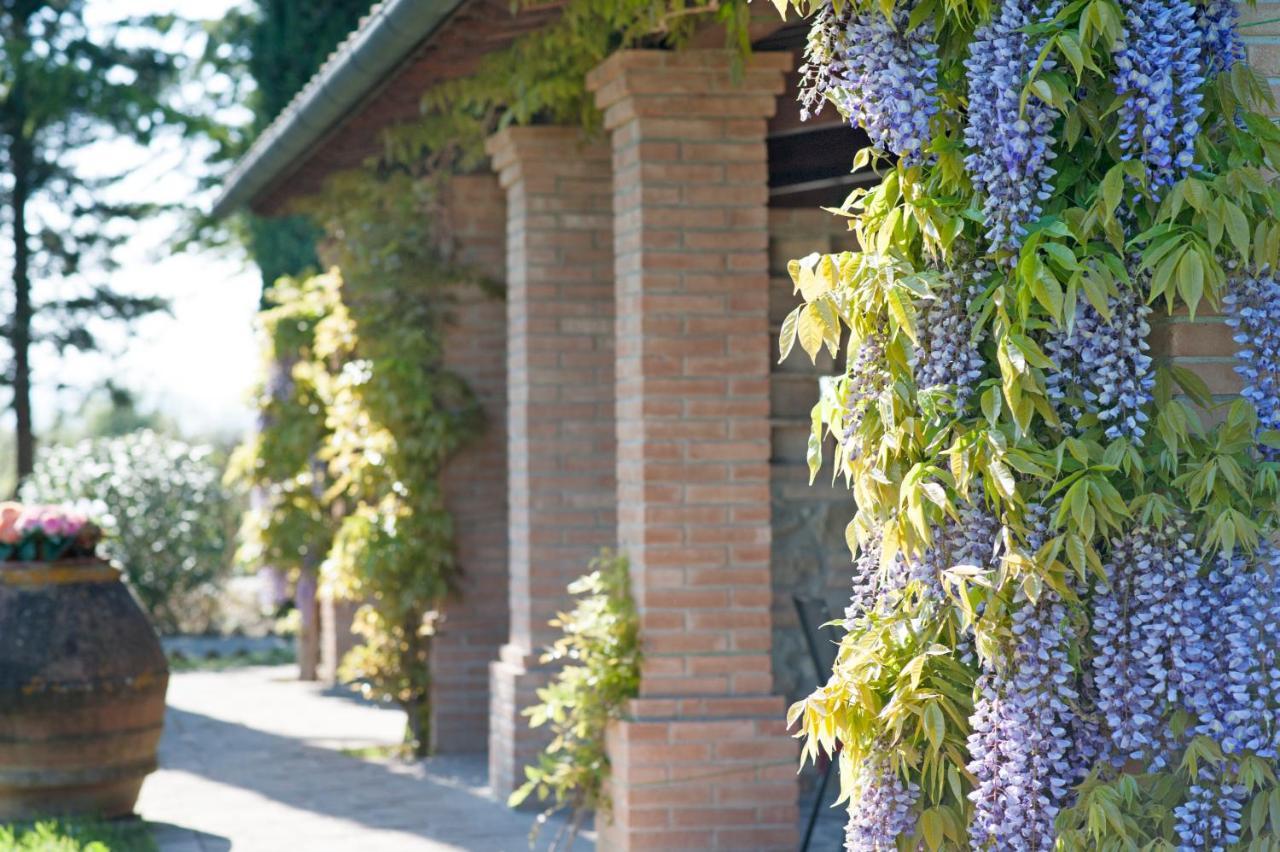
[137,666,591,852]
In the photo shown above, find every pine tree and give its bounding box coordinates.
[0,1,185,481]
[215,0,376,295]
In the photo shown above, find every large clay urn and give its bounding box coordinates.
[0,558,168,820]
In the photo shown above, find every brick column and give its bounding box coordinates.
[434,173,509,754]
[587,50,798,851]
[484,126,617,796]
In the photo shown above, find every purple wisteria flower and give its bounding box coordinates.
[1113,0,1205,193]
[1173,761,1247,851]
[843,756,919,851]
[967,508,1090,850]
[1044,285,1154,443]
[1198,0,1246,78]
[832,8,940,164]
[847,501,1001,623]
[797,2,847,122]
[1091,522,1202,769]
[840,333,891,457]
[1180,543,1280,760]
[1223,270,1280,454]
[847,526,891,623]
[967,591,1087,849]
[964,0,1063,252]
[915,261,989,410]
[797,2,940,163]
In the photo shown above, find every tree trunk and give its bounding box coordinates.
[10,140,34,486]
[295,568,320,681]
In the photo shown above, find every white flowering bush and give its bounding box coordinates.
[23,430,236,633]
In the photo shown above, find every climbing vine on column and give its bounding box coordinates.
[226,272,339,594]
[775,0,1280,848]
[304,170,490,757]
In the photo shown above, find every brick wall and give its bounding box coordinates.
[588,49,799,851]
[433,173,509,754]
[485,126,617,796]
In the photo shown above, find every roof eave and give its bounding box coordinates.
[212,0,466,218]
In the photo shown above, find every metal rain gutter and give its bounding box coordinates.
[211,0,465,218]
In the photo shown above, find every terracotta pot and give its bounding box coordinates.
[0,558,168,820]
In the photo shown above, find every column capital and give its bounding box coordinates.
[587,49,791,129]
[485,124,609,185]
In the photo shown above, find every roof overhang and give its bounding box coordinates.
[211,0,465,218]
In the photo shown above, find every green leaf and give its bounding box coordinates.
[923,701,945,752]
[921,807,944,851]
[778,306,800,363]
[1225,201,1251,261]
[1176,248,1205,317]
[989,459,1016,499]
[798,303,825,362]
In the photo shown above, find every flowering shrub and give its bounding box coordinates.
[510,551,640,849]
[775,0,1280,847]
[23,431,235,633]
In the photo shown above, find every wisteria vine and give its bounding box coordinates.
[777,0,1280,848]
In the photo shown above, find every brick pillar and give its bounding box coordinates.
[484,126,617,796]
[318,592,360,685]
[1149,307,1240,411]
[433,173,509,754]
[587,50,798,851]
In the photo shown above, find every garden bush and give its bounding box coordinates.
[510,551,640,850]
[23,430,236,634]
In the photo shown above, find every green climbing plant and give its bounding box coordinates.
[305,168,490,757]
[510,551,641,850]
[771,0,1280,847]
[226,272,339,584]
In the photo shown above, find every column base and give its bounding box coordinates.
[319,594,362,686]
[488,644,558,799]
[599,695,798,851]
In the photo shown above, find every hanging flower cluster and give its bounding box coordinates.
[915,262,988,411]
[1091,523,1201,769]
[797,2,940,162]
[843,756,920,850]
[775,0,1280,847]
[1044,286,1155,443]
[964,0,1063,251]
[968,593,1084,849]
[1224,270,1280,444]
[796,2,847,121]
[1198,0,1246,79]
[1113,0,1205,193]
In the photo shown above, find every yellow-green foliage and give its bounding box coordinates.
[510,552,641,849]
[308,169,488,756]
[226,271,341,576]
[771,0,1280,845]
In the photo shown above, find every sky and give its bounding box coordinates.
[30,0,261,442]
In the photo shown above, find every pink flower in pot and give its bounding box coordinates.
[0,503,23,545]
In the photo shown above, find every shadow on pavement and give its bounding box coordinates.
[154,706,589,850]
[148,822,232,852]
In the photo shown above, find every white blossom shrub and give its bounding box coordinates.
[23,430,236,633]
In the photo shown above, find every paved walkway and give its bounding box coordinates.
[137,666,591,852]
